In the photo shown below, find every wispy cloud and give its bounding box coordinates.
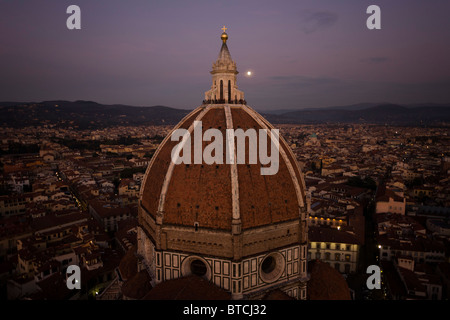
[300,11,338,34]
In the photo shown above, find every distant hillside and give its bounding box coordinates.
[1,101,449,128]
[0,100,191,129]
[259,102,387,114]
[262,104,450,125]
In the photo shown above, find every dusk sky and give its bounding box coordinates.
[1,0,450,111]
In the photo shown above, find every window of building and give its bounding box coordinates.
[261,256,276,274]
[344,264,351,273]
[335,253,340,261]
[260,253,285,283]
[190,259,207,277]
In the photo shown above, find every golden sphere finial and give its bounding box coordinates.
[221,26,228,43]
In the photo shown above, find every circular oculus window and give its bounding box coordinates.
[181,256,211,280]
[190,259,207,276]
[260,252,285,283]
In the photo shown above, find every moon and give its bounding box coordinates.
[246,71,252,76]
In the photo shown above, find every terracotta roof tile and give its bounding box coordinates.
[309,226,361,245]
[118,246,138,281]
[307,260,351,300]
[263,289,295,300]
[142,275,231,300]
[121,269,152,299]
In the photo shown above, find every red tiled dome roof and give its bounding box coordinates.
[140,105,307,231]
[142,275,230,300]
[307,260,351,300]
[118,246,137,281]
[263,289,295,300]
[121,269,152,300]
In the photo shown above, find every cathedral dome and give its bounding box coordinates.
[139,104,307,233]
[136,28,309,300]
